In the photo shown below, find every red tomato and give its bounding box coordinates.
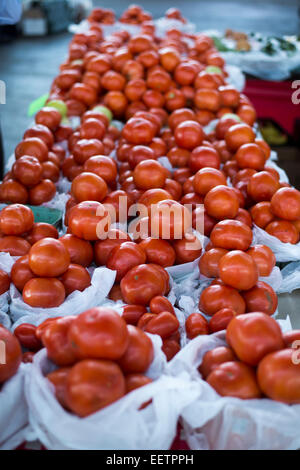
[29,238,70,277]
[282,329,300,347]
[60,264,91,295]
[206,361,261,399]
[0,269,10,294]
[120,264,168,305]
[94,229,131,266]
[226,312,284,366]
[0,204,34,236]
[14,323,42,351]
[24,124,54,149]
[122,305,147,325]
[204,185,239,220]
[247,244,276,277]
[162,338,181,361]
[12,156,43,187]
[0,179,28,204]
[218,250,258,290]
[27,222,58,245]
[23,278,66,308]
[193,167,226,196]
[68,307,129,360]
[209,308,237,333]
[250,201,274,229]
[149,296,175,315]
[15,137,49,163]
[0,326,22,383]
[118,325,154,373]
[199,346,237,378]
[235,143,265,171]
[66,359,125,417]
[185,313,209,339]
[106,241,146,281]
[71,172,108,203]
[174,121,204,150]
[271,187,300,221]
[29,179,56,205]
[68,201,111,241]
[199,247,228,278]
[47,367,71,409]
[248,171,280,202]
[257,349,300,404]
[225,123,255,152]
[35,107,61,131]
[133,160,166,190]
[145,311,179,339]
[122,117,156,145]
[199,284,246,316]
[59,234,93,267]
[172,233,202,264]
[0,236,31,256]
[139,238,176,267]
[83,155,117,184]
[265,220,299,244]
[242,281,278,315]
[210,220,253,251]
[125,373,153,393]
[42,317,77,366]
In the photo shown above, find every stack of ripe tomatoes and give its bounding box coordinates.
[0,6,300,414]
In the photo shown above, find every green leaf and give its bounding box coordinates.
[28,93,49,117]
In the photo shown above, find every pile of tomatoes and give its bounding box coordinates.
[0,6,300,431]
[199,313,300,404]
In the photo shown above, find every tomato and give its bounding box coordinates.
[193,168,226,196]
[172,233,202,264]
[185,313,209,339]
[219,250,258,291]
[282,329,300,347]
[118,325,154,374]
[10,255,32,291]
[174,62,198,86]
[257,349,300,404]
[0,326,22,383]
[138,189,173,211]
[194,88,221,112]
[122,117,156,145]
[122,305,147,325]
[0,179,28,204]
[209,308,237,333]
[265,220,299,244]
[204,185,239,220]
[242,281,278,315]
[167,147,190,168]
[250,201,274,229]
[73,139,104,165]
[68,201,111,241]
[29,179,56,205]
[145,311,179,339]
[94,230,131,266]
[24,124,54,149]
[168,108,196,130]
[71,172,108,203]
[0,268,10,294]
[192,206,216,237]
[82,157,117,186]
[139,238,175,267]
[42,316,77,366]
[199,346,237,378]
[47,367,71,409]
[14,323,42,351]
[103,190,133,222]
[59,234,93,267]
[69,307,129,361]
[120,264,167,305]
[199,284,246,316]
[15,137,49,163]
[133,160,166,190]
[189,146,220,173]
[150,137,168,158]
[247,171,280,202]
[29,238,69,277]
[163,179,182,200]
[234,208,252,227]
[247,245,276,277]
[66,359,125,417]
[60,264,91,296]
[237,104,257,126]
[206,361,261,399]
[210,219,253,251]
[162,338,181,361]
[23,278,66,308]
[199,247,228,278]
[0,236,31,256]
[226,312,284,366]
[41,161,59,183]
[174,121,204,150]
[35,107,61,131]
[69,83,97,107]
[150,199,192,240]
[225,123,255,152]
[106,241,146,282]
[149,296,175,315]
[125,373,153,393]
[0,204,33,236]
[22,351,35,363]
[270,187,300,221]
[35,317,62,340]
[26,222,58,245]
[12,156,42,187]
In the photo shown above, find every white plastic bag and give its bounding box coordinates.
[0,310,11,329]
[253,224,300,262]
[168,330,300,450]
[0,364,31,450]
[0,252,18,313]
[277,261,300,294]
[25,337,199,450]
[9,267,116,323]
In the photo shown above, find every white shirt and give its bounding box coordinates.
[0,0,22,25]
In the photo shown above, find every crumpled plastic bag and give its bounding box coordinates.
[167,326,300,450]
[25,337,199,450]
[277,261,300,294]
[9,267,116,323]
[0,364,31,450]
[0,310,11,329]
[0,252,18,313]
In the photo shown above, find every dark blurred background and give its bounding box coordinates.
[0,0,299,183]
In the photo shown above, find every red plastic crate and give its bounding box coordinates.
[244,79,299,136]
